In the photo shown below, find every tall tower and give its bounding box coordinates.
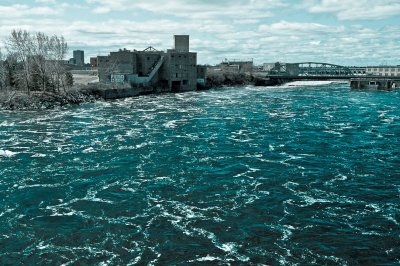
[174,35,189,52]
[73,50,84,66]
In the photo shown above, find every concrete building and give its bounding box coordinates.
[366,66,400,77]
[97,35,198,92]
[73,50,84,66]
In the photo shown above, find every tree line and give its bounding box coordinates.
[0,30,73,95]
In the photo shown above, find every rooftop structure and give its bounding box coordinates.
[97,35,199,92]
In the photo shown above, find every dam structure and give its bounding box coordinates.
[97,35,199,92]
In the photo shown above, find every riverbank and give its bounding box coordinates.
[0,88,100,110]
[0,73,273,110]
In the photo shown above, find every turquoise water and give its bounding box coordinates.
[0,84,399,265]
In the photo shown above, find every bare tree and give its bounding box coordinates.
[48,35,69,92]
[5,30,70,94]
[0,49,5,90]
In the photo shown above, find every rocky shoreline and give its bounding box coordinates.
[0,89,100,110]
[0,73,279,110]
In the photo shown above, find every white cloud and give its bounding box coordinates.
[35,0,56,4]
[0,4,59,17]
[259,21,345,34]
[86,0,284,19]
[0,1,399,66]
[302,0,400,20]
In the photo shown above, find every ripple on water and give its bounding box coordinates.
[0,85,399,265]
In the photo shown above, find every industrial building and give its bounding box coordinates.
[97,35,201,92]
[366,66,400,77]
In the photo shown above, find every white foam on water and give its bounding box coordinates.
[31,153,47,158]
[282,80,336,87]
[0,150,17,157]
[82,147,95,153]
[281,224,295,241]
[190,255,220,262]
[0,121,15,127]
[324,174,348,185]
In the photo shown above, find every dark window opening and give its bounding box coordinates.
[172,81,181,92]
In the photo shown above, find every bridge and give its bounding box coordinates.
[269,62,354,76]
[264,62,355,79]
[253,62,392,86]
[251,62,395,86]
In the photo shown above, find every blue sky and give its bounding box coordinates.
[0,0,399,66]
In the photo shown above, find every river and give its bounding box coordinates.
[0,83,399,265]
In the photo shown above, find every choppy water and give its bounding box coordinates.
[0,83,399,265]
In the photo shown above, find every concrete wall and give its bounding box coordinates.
[136,52,163,76]
[110,51,137,74]
[97,56,112,83]
[166,51,197,91]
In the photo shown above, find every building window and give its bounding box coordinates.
[176,73,178,78]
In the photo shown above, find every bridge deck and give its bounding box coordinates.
[264,75,392,80]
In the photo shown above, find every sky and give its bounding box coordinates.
[0,0,399,66]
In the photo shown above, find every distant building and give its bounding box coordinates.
[68,58,76,65]
[73,50,84,66]
[262,63,276,72]
[97,35,199,92]
[90,57,98,68]
[366,66,400,77]
[348,66,367,76]
[209,59,254,74]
